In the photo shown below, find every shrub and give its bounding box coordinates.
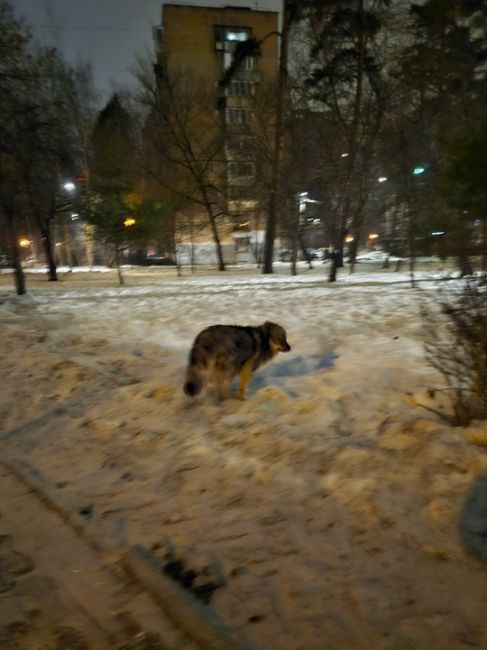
[421,279,487,426]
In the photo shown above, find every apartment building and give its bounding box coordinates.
[153,3,279,264]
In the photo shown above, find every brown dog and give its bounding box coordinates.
[183,321,291,400]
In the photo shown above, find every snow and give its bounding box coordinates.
[1,265,487,649]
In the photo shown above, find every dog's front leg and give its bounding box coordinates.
[239,361,253,401]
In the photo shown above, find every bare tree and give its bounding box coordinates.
[301,0,392,281]
[0,1,31,293]
[0,28,86,288]
[137,61,228,271]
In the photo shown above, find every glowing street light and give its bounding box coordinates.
[124,217,136,227]
[368,233,379,240]
[378,176,388,183]
[19,238,31,248]
[345,235,354,243]
[413,166,425,175]
[63,181,76,192]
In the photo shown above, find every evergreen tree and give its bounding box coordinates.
[87,94,159,283]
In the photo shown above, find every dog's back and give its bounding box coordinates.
[183,322,290,398]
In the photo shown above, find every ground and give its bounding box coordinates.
[1,264,487,649]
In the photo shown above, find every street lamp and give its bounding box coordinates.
[124,217,136,227]
[63,181,76,192]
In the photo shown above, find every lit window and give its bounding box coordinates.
[215,26,250,41]
[226,30,249,41]
[216,26,254,69]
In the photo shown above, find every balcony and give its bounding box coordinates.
[236,69,261,83]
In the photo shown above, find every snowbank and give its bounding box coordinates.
[1,267,486,649]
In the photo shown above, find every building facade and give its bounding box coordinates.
[153,4,279,264]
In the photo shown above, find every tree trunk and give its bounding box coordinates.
[7,217,26,295]
[85,224,95,267]
[409,254,416,288]
[328,0,367,282]
[291,226,298,276]
[41,229,58,281]
[13,255,26,295]
[299,234,313,269]
[210,220,225,272]
[115,247,124,285]
[262,1,291,274]
[329,228,346,282]
[348,236,359,273]
[203,196,225,271]
[174,243,182,277]
[457,255,473,277]
[329,251,339,282]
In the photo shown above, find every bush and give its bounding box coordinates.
[421,279,487,426]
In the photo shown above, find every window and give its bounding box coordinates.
[226,81,253,97]
[226,30,249,42]
[216,25,254,70]
[225,108,253,125]
[223,51,254,71]
[235,236,251,252]
[215,26,251,43]
[227,134,255,156]
[242,55,254,71]
[228,161,255,178]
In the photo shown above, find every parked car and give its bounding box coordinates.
[279,248,322,262]
[143,255,172,266]
[278,249,293,262]
[305,248,321,260]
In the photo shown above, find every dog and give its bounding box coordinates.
[183,321,291,400]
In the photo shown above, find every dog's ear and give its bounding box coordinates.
[263,321,275,330]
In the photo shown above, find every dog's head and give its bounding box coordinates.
[263,321,291,353]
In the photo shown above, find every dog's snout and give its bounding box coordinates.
[284,342,291,352]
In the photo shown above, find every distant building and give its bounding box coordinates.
[153,4,279,264]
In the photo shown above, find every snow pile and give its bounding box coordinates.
[1,267,487,650]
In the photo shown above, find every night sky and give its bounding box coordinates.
[10,0,281,102]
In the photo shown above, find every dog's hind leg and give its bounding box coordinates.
[214,364,238,401]
[238,361,254,401]
[215,383,238,401]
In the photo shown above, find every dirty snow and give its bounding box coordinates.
[1,265,487,649]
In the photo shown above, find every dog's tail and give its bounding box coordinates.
[183,346,206,397]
